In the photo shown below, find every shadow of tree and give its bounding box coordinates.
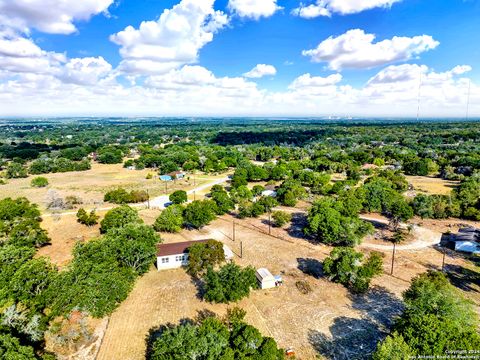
[286,212,310,241]
[309,286,404,360]
[444,264,480,293]
[297,257,323,278]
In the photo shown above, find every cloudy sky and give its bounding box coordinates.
[0,0,479,117]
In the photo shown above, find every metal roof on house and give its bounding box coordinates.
[157,240,209,257]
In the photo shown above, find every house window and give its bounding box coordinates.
[162,257,169,264]
[175,255,187,262]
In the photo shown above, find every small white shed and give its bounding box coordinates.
[256,268,276,289]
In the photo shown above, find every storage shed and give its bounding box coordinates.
[256,268,276,289]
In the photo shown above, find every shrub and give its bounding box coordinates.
[104,188,148,204]
[31,176,49,188]
[272,211,291,227]
[204,263,258,303]
[295,280,312,294]
[76,208,99,226]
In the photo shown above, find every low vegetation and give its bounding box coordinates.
[30,177,49,188]
[104,188,149,204]
[76,208,99,226]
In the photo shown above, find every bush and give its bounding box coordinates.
[169,190,188,204]
[153,205,184,233]
[31,176,49,188]
[323,247,383,293]
[100,205,143,233]
[295,280,312,294]
[186,240,225,277]
[204,263,258,303]
[104,188,148,204]
[272,211,291,227]
[76,208,99,226]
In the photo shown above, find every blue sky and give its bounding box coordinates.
[0,0,479,117]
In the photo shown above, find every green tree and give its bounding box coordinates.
[169,190,188,205]
[186,240,225,277]
[5,162,28,179]
[372,333,414,360]
[0,333,37,360]
[204,263,258,303]
[105,224,160,275]
[100,205,143,233]
[183,200,217,229]
[153,205,184,233]
[323,247,383,293]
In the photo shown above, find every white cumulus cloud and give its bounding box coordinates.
[293,0,401,18]
[228,0,281,19]
[302,29,439,70]
[110,0,228,75]
[0,0,114,34]
[288,73,342,89]
[243,64,277,78]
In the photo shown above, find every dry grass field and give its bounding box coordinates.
[406,175,459,195]
[96,213,480,360]
[0,163,224,212]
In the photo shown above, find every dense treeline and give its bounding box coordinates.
[0,199,161,358]
[373,271,480,358]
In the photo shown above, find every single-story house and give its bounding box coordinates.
[256,268,277,289]
[157,240,234,270]
[168,171,186,180]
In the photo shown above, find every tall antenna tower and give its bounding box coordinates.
[466,79,471,121]
[416,71,422,121]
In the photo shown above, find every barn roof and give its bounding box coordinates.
[157,240,209,257]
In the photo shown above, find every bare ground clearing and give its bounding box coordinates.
[406,175,459,195]
[97,212,479,360]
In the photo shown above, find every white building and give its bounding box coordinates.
[157,240,234,270]
[256,268,277,289]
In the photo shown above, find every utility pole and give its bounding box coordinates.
[268,211,271,235]
[390,242,396,275]
[442,247,446,272]
[233,221,236,242]
[193,190,196,201]
[240,241,243,259]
